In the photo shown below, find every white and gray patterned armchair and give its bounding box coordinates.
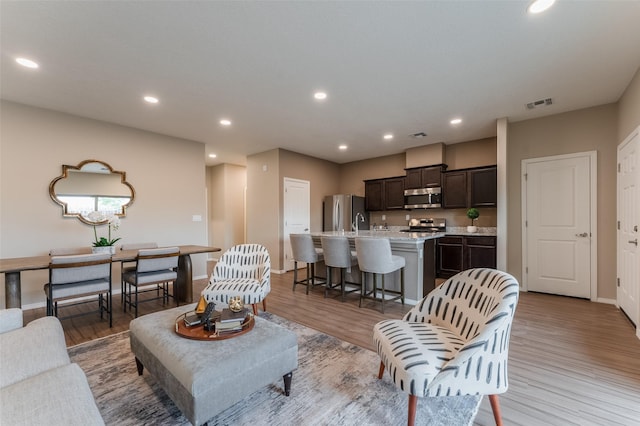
[202,244,271,315]
[373,268,520,426]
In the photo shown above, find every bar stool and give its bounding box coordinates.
[289,234,324,294]
[321,236,360,301]
[355,237,405,313]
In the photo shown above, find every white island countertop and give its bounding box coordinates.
[310,230,444,241]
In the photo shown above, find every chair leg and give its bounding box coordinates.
[252,303,258,315]
[378,361,385,379]
[340,269,346,302]
[359,272,365,308]
[407,394,417,426]
[401,267,405,305]
[324,266,330,298]
[489,394,503,426]
[262,298,267,312]
[292,261,298,291]
[134,284,139,318]
[381,274,385,314]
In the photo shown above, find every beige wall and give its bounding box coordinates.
[507,104,618,299]
[246,148,340,271]
[339,153,406,196]
[618,67,640,141]
[444,137,497,170]
[246,149,280,269]
[206,163,246,255]
[0,101,208,308]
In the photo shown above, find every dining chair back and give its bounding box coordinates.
[119,243,159,304]
[44,252,113,327]
[122,247,179,317]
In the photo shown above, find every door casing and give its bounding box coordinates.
[521,151,598,301]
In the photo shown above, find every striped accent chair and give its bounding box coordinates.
[202,244,271,315]
[373,268,520,426]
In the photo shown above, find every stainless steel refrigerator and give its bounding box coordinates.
[323,195,369,232]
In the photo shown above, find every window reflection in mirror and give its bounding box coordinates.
[49,160,135,225]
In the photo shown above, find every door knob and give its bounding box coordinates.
[575,232,588,238]
[629,239,638,246]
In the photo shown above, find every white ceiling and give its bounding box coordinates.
[2,1,639,166]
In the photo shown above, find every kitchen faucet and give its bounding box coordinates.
[353,212,365,235]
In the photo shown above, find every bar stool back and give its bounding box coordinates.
[289,234,324,294]
[321,236,359,301]
[355,237,405,313]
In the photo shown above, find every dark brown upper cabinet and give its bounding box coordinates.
[364,176,405,211]
[442,166,497,208]
[404,164,446,190]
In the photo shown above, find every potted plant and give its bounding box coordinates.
[88,212,121,254]
[466,208,479,233]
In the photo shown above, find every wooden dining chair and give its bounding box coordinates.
[122,247,179,317]
[44,252,113,327]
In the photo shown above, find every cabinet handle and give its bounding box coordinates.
[629,239,638,246]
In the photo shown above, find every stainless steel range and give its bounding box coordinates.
[402,217,447,233]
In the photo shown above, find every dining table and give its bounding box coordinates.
[0,244,221,309]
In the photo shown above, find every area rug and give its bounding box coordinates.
[68,312,481,426]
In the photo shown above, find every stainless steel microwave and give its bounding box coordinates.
[404,187,442,209]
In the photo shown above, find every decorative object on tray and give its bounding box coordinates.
[89,211,121,254]
[195,295,207,314]
[228,296,244,312]
[466,208,479,233]
[175,311,254,340]
[215,307,249,334]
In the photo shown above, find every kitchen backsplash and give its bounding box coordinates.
[369,207,497,228]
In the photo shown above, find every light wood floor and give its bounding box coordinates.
[23,269,640,425]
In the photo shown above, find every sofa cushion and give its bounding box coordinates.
[0,308,23,334]
[0,363,104,425]
[0,316,70,388]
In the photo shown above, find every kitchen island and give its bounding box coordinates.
[309,231,443,303]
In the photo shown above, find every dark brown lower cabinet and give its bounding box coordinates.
[437,236,464,278]
[436,235,496,278]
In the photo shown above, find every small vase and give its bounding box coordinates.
[467,225,478,233]
[92,246,115,255]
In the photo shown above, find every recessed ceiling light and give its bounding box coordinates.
[527,0,555,14]
[450,118,462,125]
[219,119,232,126]
[143,96,159,104]
[314,91,327,100]
[16,57,39,69]
[209,154,217,158]
[383,134,394,140]
[338,144,348,151]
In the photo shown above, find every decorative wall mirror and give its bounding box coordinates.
[49,159,135,225]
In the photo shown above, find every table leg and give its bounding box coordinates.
[5,271,21,308]
[176,254,193,304]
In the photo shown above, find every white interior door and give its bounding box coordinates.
[523,152,596,299]
[283,178,310,272]
[617,126,639,330]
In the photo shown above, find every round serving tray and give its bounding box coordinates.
[174,312,255,341]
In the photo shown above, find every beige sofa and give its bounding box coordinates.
[0,309,104,425]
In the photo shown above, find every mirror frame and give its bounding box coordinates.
[49,159,135,225]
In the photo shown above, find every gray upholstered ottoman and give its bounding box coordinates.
[129,304,298,426]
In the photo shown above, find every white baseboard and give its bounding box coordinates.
[596,297,616,305]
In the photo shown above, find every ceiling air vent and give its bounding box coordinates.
[409,132,428,138]
[526,98,553,109]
